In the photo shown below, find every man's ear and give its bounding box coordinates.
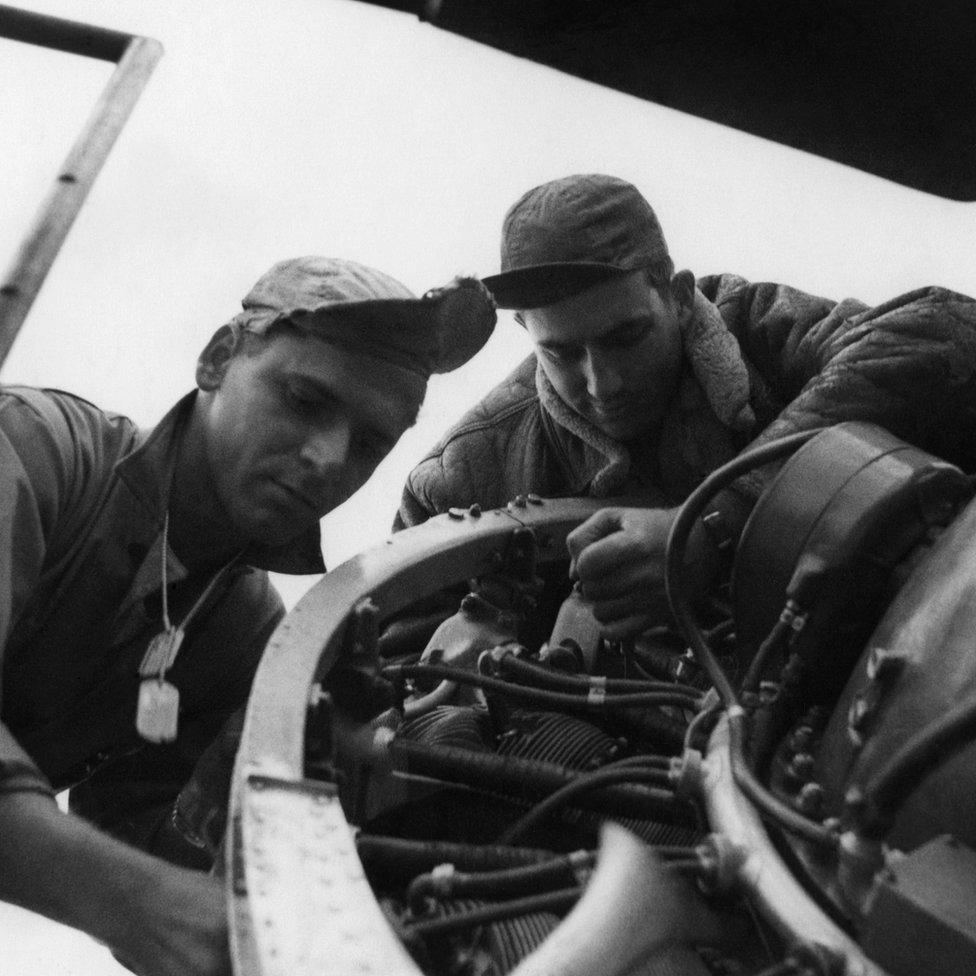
[669,270,696,323]
[196,325,241,391]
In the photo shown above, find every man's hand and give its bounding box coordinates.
[110,865,230,976]
[0,790,231,976]
[566,506,679,640]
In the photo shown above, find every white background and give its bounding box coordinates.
[1,1,974,972]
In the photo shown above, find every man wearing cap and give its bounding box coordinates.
[397,174,976,638]
[0,256,494,976]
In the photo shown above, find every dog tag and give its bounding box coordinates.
[139,628,185,678]
[136,679,180,743]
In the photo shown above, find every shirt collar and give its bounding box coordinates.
[115,390,326,575]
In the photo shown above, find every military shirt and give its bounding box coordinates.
[0,385,324,851]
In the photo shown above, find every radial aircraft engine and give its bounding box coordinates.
[227,423,976,976]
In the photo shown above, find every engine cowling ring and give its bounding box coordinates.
[226,497,609,976]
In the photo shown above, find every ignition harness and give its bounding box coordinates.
[488,650,704,700]
[664,428,838,850]
[497,759,683,846]
[383,662,703,713]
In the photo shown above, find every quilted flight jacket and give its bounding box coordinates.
[396,274,976,531]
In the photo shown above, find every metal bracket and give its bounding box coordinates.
[0,5,163,366]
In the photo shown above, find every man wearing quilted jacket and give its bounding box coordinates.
[396,174,976,638]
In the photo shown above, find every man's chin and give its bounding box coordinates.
[237,509,322,549]
[589,412,652,443]
[238,484,336,543]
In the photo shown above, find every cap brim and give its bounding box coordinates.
[283,280,495,375]
[481,262,629,310]
[283,296,433,332]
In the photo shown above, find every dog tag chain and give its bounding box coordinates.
[136,512,239,743]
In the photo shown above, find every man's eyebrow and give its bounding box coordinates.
[537,337,578,352]
[538,314,657,349]
[291,361,367,392]
[599,315,655,340]
[285,373,338,402]
[287,369,411,437]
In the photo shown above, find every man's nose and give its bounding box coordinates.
[299,417,352,474]
[582,350,623,399]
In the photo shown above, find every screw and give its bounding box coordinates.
[797,781,824,816]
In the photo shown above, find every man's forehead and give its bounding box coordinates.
[274,331,424,425]
[523,274,661,341]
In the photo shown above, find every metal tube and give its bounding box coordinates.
[702,716,887,975]
[0,10,163,367]
[0,4,133,60]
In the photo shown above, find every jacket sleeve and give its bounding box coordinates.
[393,356,546,533]
[0,394,71,798]
[394,460,439,531]
[393,448,481,531]
[713,279,976,488]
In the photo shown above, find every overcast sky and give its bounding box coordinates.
[2,1,975,972]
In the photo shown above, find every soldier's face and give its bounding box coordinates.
[520,270,689,442]
[196,327,420,545]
